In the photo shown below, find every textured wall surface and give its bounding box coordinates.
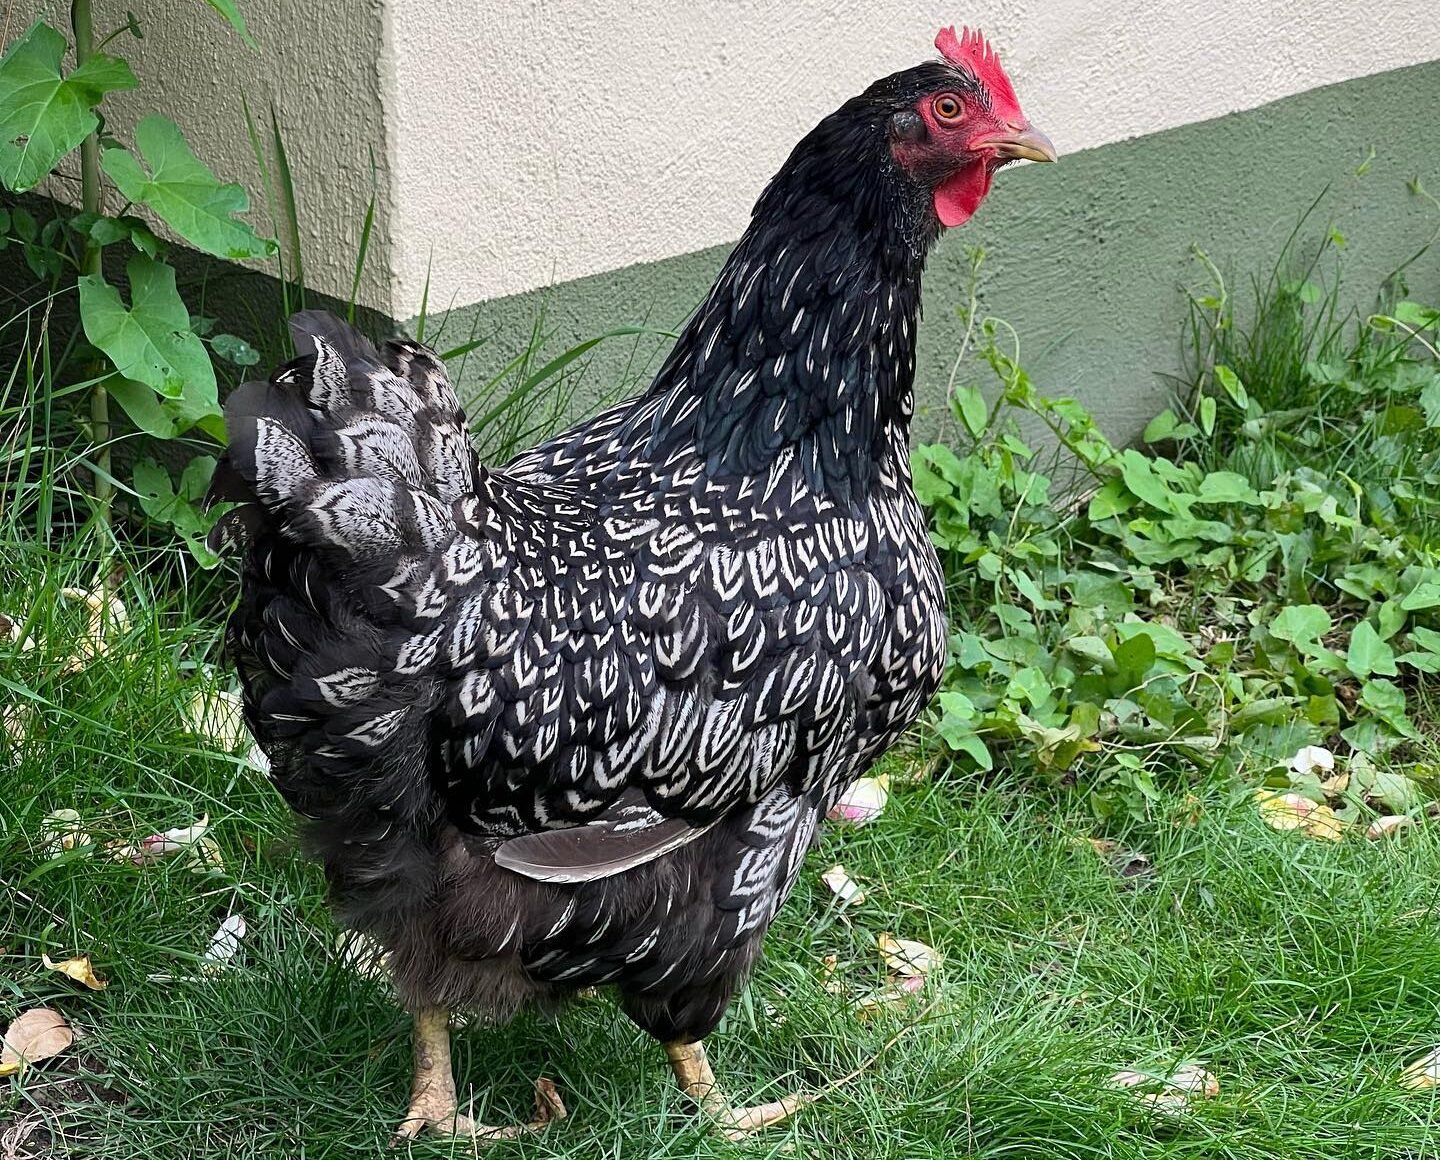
[385,0,1440,316]
[8,0,395,306]
[413,62,1440,453]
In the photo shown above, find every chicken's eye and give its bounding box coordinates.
[932,95,962,121]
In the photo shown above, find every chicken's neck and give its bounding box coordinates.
[640,137,936,509]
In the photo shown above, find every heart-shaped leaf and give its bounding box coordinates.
[103,116,276,260]
[78,256,220,438]
[0,22,136,191]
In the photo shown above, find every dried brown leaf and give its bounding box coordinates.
[0,1007,73,1075]
[877,933,941,976]
[42,953,107,991]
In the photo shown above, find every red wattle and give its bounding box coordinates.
[933,166,994,228]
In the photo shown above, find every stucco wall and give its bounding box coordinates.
[9,0,395,308]
[385,0,1440,317]
[8,0,1437,367]
[414,61,1440,454]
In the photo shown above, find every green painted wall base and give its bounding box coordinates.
[415,60,1440,448]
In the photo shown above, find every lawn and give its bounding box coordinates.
[5,615,1440,1160]
[6,228,1440,1158]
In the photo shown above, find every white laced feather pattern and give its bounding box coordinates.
[210,312,944,899]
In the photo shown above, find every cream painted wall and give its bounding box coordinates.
[385,0,1440,316]
[9,1,1438,318]
[8,0,395,307]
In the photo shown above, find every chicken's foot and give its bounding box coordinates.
[391,1007,566,1145]
[664,1039,811,1141]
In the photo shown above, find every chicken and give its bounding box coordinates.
[208,25,1054,1142]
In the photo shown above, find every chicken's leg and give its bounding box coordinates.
[391,1007,566,1144]
[664,1039,811,1140]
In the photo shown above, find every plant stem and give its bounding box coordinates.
[71,0,111,528]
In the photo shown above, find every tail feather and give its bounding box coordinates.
[206,310,481,559]
[208,312,479,895]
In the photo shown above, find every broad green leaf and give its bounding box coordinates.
[1213,365,1249,409]
[1360,678,1420,739]
[1377,598,1407,640]
[1196,471,1262,506]
[1346,620,1397,679]
[1270,604,1332,650]
[1199,394,1217,435]
[1394,301,1440,331]
[1115,621,1194,662]
[1142,409,1198,444]
[1010,569,1062,612]
[203,0,259,49]
[132,455,221,565]
[1006,667,1052,709]
[1117,449,1189,515]
[103,116,276,259]
[0,22,137,191]
[1400,581,1440,612]
[1420,376,1440,428]
[1063,635,1115,674]
[936,690,977,724]
[948,733,993,770]
[1086,477,1134,521]
[953,385,988,438]
[79,256,219,438]
[211,332,260,366]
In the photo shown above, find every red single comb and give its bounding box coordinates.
[935,25,1023,122]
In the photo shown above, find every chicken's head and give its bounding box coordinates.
[887,26,1056,228]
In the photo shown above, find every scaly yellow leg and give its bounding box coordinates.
[664,1039,811,1141]
[390,1007,566,1145]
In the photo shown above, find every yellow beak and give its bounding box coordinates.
[984,126,1058,164]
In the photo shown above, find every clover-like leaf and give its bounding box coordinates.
[102,116,276,260]
[0,22,137,191]
[78,256,220,439]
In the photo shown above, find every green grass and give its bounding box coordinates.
[5,204,1440,1156]
[5,563,1440,1158]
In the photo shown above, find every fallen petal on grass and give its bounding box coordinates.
[59,584,129,674]
[827,775,889,826]
[42,953,107,991]
[0,611,37,652]
[1169,1064,1220,1098]
[0,1008,74,1076]
[337,930,391,982]
[820,864,866,906]
[203,915,247,969]
[1256,791,1346,840]
[1288,745,1335,777]
[1110,1062,1218,1115]
[184,686,251,753]
[1256,791,1316,830]
[1367,815,1414,840]
[40,809,92,857]
[877,933,941,977]
[111,815,224,873]
[1402,1048,1440,1090]
[852,977,926,1020]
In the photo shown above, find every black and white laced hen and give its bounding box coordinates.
[209,25,1053,1142]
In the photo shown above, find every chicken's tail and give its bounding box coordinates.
[205,313,481,918]
[207,309,480,562]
